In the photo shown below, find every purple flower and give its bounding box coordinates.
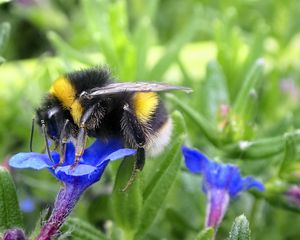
[182,146,264,230]
[285,185,300,208]
[9,138,136,240]
[3,228,26,240]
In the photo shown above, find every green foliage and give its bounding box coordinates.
[0,22,10,64]
[111,111,186,239]
[111,156,142,235]
[227,215,251,240]
[60,217,107,240]
[1,0,300,239]
[135,111,186,239]
[0,167,23,232]
[195,227,214,240]
[0,0,10,5]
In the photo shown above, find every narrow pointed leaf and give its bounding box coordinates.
[0,56,5,65]
[135,111,186,238]
[278,132,298,177]
[133,18,151,79]
[0,167,23,231]
[111,155,142,233]
[233,59,264,118]
[61,217,106,240]
[195,227,214,240]
[167,94,220,146]
[228,215,251,240]
[201,61,229,121]
[47,31,95,66]
[221,131,300,159]
[0,22,10,53]
[148,11,200,80]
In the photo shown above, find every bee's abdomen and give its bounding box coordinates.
[148,101,168,132]
[145,101,172,156]
[132,92,159,124]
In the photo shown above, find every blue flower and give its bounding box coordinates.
[10,138,136,190]
[9,138,136,239]
[182,146,264,229]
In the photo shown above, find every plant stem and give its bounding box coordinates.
[37,184,83,240]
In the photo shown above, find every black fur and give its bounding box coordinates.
[67,67,113,95]
[36,68,169,152]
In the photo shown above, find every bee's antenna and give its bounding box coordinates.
[29,118,35,152]
[41,120,54,163]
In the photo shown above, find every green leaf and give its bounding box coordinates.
[201,60,229,121]
[81,0,120,69]
[278,132,298,177]
[233,59,264,119]
[133,18,152,79]
[0,167,23,231]
[111,155,143,235]
[221,130,300,160]
[0,22,10,53]
[222,137,284,160]
[228,215,251,240]
[195,227,214,240]
[135,111,186,239]
[60,217,106,240]
[47,31,95,66]
[148,10,200,80]
[0,56,5,65]
[166,94,220,146]
[29,208,51,240]
[165,208,197,232]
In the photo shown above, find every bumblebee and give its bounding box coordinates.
[34,67,191,175]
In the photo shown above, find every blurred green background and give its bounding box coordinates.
[1,0,300,239]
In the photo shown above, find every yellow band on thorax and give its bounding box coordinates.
[133,92,158,123]
[49,77,83,124]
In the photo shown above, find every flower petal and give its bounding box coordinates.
[205,188,230,228]
[63,143,76,166]
[53,161,110,187]
[83,138,124,165]
[227,168,244,197]
[242,176,265,192]
[102,148,137,163]
[182,146,210,173]
[9,152,53,170]
[55,164,97,176]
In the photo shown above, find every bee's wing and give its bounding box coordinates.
[83,82,192,99]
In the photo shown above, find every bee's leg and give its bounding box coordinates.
[53,119,69,169]
[70,105,96,169]
[41,120,55,163]
[136,147,145,171]
[121,104,147,191]
[70,127,87,169]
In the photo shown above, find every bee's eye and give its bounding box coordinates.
[48,107,59,118]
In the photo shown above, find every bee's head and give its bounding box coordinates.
[36,106,61,141]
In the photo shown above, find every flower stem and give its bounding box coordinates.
[37,184,84,240]
[205,188,230,229]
